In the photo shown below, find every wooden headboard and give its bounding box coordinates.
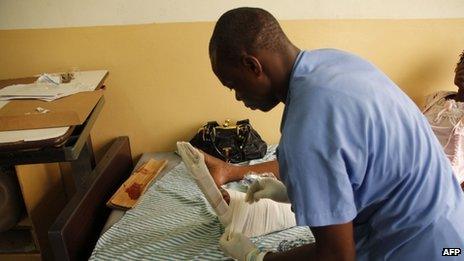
[49,136,133,261]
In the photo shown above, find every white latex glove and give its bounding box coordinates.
[245,177,289,203]
[219,228,267,261]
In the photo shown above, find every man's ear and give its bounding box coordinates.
[241,55,263,76]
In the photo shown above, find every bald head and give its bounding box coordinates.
[208,8,300,111]
[209,7,292,66]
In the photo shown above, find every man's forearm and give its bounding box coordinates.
[227,159,279,183]
[264,242,354,261]
[264,223,356,261]
[264,243,316,261]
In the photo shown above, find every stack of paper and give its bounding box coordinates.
[0,127,70,143]
[0,83,85,101]
[36,73,62,85]
[0,70,107,102]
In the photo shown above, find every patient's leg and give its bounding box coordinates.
[177,141,296,237]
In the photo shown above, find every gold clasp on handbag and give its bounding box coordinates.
[221,119,236,129]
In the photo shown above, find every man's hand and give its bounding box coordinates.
[245,177,289,203]
[202,151,231,186]
[219,228,267,261]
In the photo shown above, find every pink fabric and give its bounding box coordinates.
[423,91,464,183]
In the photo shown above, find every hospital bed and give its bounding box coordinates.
[49,140,313,260]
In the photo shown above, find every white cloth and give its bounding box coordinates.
[224,189,295,237]
[423,91,464,183]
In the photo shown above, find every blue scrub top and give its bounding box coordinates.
[278,49,464,260]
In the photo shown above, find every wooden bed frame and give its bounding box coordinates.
[48,136,133,261]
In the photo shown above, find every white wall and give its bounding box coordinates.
[1,0,464,29]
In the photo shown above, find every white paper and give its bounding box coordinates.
[37,73,62,85]
[0,70,107,101]
[0,83,81,98]
[0,101,8,110]
[0,127,70,143]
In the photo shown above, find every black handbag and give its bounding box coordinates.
[190,119,267,163]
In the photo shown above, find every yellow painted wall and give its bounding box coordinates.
[0,19,463,160]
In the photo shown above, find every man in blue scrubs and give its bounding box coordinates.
[206,7,464,260]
